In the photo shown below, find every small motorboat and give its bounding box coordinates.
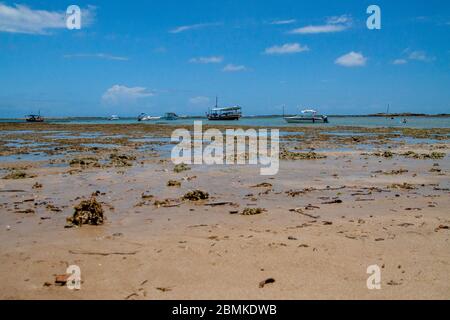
[284,109,328,123]
[138,113,161,121]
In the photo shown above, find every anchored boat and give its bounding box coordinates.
[284,109,328,124]
[25,112,44,123]
[206,97,242,121]
[138,113,161,121]
[163,112,179,120]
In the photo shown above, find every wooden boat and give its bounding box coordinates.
[25,114,44,122]
[206,97,242,121]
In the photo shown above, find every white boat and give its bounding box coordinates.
[109,115,120,120]
[138,113,161,121]
[284,109,328,123]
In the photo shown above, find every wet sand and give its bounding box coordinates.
[0,123,449,299]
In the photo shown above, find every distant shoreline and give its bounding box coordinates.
[1,113,449,121]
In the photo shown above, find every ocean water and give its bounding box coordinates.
[1,116,449,128]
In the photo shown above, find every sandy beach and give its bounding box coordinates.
[0,122,449,300]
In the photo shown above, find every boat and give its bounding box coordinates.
[163,112,179,120]
[25,113,44,123]
[206,97,242,121]
[138,113,161,121]
[108,115,120,120]
[284,109,328,123]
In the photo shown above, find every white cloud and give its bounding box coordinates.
[189,56,223,64]
[270,19,296,25]
[0,3,95,34]
[327,15,351,25]
[290,24,348,34]
[393,49,435,65]
[394,49,435,64]
[169,22,221,34]
[392,59,408,65]
[189,96,210,106]
[335,51,367,67]
[222,64,247,72]
[289,14,351,34]
[102,85,154,105]
[408,50,434,62]
[64,53,128,61]
[264,43,309,55]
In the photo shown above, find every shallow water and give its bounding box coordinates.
[321,132,379,137]
[43,132,103,140]
[1,123,449,165]
[2,116,449,128]
[129,137,172,143]
[81,143,120,149]
[4,140,54,148]
[0,152,66,162]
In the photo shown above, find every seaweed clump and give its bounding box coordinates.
[241,208,266,216]
[66,197,104,227]
[251,182,273,188]
[389,183,416,190]
[401,151,445,160]
[32,182,43,189]
[69,157,100,168]
[380,151,394,158]
[280,150,326,160]
[371,151,394,158]
[2,171,35,180]
[182,190,209,201]
[109,153,136,167]
[167,180,181,187]
[174,163,191,173]
[382,169,408,175]
[153,199,175,207]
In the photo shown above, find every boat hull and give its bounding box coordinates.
[284,116,328,123]
[207,114,241,121]
[138,116,161,121]
[163,116,178,121]
[164,113,179,120]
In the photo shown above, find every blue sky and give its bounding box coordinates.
[0,0,449,117]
